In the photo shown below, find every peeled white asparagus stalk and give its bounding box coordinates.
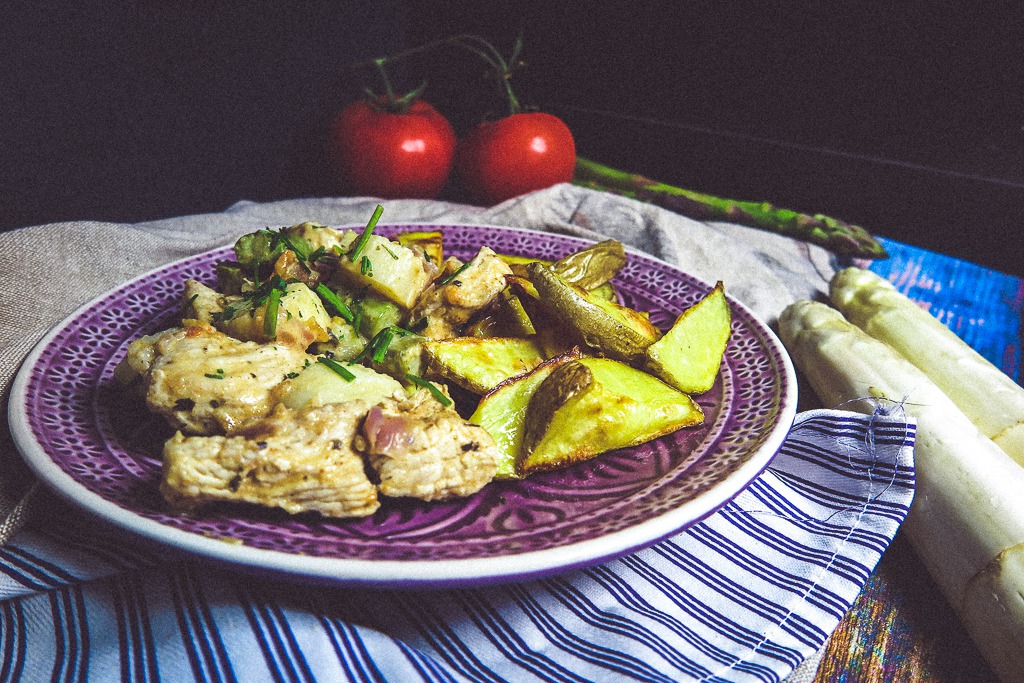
[830,266,1024,467]
[779,299,1024,683]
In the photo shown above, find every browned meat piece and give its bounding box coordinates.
[360,389,500,501]
[161,401,380,518]
[409,246,513,340]
[181,279,226,324]
[121,322,311,435]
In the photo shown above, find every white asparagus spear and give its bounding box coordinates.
[778,299,1024,683]
[830,266,1024,467]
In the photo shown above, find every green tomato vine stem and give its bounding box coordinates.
[353,33,524,117]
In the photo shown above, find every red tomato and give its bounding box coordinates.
[330,98,456,199]
[455,112,576,205]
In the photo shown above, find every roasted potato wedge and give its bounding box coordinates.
[395,229,444,266]
[644,282,731,394]
[526,262,661,363]
[423,336,545,394]
[464,288,536,338]
[500,239,625,291]
[551,239,626,290]
[520,357,704,475]
[470,348,583,478]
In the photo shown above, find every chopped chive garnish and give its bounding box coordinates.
[381,243,399,259]
[204,368,225,380]
[352,326,394,364]
[317,356,356,381]
[361,255,373,276]
[348,204,383,262]
[315,283,354,322]
[352,306,363,335]
[264,285,282,338]
[407,374,452,407]
[372,329,394,363]
[438,259,473,286]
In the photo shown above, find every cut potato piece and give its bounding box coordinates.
[470,348,583,478]
[283,221,352,253]
[423,336,545,394]
[332,232,434,309]
[526,262,660,363]
[644,282,731,394]
[218,282,331,349]
[275,359,403,410]
[520,357,704,474]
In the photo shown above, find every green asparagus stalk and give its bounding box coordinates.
[573,156,888,260]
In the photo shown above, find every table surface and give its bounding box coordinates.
[814,236,1021,682]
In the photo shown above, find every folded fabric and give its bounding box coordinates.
[0,408,914,682]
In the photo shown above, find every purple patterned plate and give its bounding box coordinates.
[10,224,796,587]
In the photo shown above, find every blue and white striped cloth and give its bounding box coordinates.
[0,409,914,682]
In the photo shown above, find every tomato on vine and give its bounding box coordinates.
[330,95,456,200]
[451,35,576,205]
[456,111,575,205]
[331,35,576,204]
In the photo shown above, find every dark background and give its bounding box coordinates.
[4,1,1024,275]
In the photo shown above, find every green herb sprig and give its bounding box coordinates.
[353,326,398,364]
[407,374,453,407]
[263,285,283,338]
[317,356,356,381]
[315,283,355,322]
[438,259,473,286]
[348,204,384,262]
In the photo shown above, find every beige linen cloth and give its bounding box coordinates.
[0,183,838,681]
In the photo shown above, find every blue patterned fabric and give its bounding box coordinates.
[0,410,914,683]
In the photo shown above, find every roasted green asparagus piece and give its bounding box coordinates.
[573,156,888,259]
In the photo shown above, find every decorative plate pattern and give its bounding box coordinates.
[10,224,797,587]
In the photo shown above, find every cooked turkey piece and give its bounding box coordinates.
[362,389,500,501]
[126,323,311,435]
[162,401,380,518]
[409,246,513,340]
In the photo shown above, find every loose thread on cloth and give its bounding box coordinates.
[735,399,914,526]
